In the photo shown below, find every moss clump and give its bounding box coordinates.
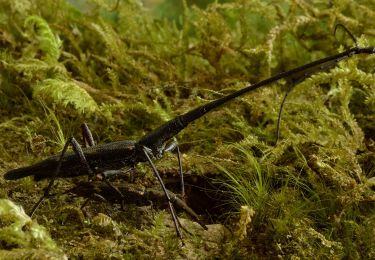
[0,199,66,259]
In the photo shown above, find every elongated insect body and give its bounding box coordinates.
[4,47,375,180]
[4,140,137,180]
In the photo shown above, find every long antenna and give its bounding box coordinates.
[138,46,375,150]
[274,24,362,144]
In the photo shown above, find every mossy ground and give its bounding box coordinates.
[0,0,375,259]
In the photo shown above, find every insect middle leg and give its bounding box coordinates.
[164,140,185,199]
[80,192,108,210]
[81,123,127,209]
[29,124,123,217]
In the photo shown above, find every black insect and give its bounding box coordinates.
[4,26,375,241]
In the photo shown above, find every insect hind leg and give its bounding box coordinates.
[29,137,94,217]
[81,123,95,147]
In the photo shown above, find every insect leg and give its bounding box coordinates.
[99,168,135,210]
[81,193,108,210]
[30,137,93,217]
[30,137,72,216]
[142,147,184,244]
[82,123,129,206]
[164,141,185,199]
[147,187,207,230]
[169,191,207,230]
[71,137,94,177]
[81,123,96,147]
[101,175,126,211]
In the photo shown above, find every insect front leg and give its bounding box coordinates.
[142,147,184,244]
[30,137,94,217]
[164,140,185,199]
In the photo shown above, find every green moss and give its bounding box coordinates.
[0,199,66,258]
[0,0,374,258]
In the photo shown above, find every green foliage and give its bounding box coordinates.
[33,78,98,114]
[213,143,271,222]
[23,15,62,64]
[39,101,67,149]
[0,199,66,258]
